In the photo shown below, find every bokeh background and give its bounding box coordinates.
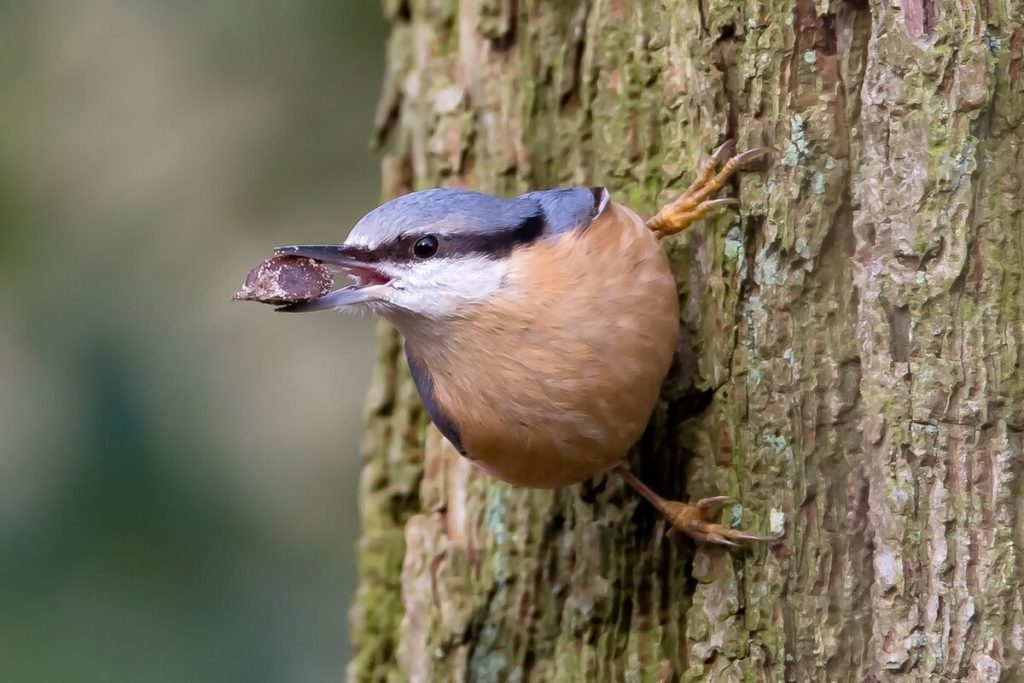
[0,2,387,680]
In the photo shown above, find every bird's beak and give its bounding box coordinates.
[275,244,367,268]
[273,243,390,312]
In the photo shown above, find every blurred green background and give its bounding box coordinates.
[0,2,387,680]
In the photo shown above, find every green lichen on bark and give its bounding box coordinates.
[349,1,1024,681]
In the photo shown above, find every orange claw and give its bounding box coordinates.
[647,141,774,239]
[614,465,781,548]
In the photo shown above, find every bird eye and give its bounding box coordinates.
[413,235,439,258]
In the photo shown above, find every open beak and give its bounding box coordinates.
[273,243,390,312]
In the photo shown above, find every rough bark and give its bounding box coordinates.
[348,1,1024,681]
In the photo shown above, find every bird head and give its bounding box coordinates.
[275,187,608,328]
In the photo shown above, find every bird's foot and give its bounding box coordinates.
[646,140,773,239]
[660,496,780,548]
[614,466,780,548]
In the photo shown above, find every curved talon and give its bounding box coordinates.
[731,146,776,167]
[695,495,738,512]
[710,139,736,163]
[700,198,741,211]
[647,140,772,239]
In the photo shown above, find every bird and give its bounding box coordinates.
[275,141,778,547]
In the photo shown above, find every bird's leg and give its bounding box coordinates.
[646,141,773,239]
[613,464,780,547]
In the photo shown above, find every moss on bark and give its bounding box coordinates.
[349,1,1024,681]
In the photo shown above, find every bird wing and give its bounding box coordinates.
[516,187,610,234]
[405,342,467,455]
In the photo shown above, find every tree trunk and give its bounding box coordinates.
[347,1,1024,681]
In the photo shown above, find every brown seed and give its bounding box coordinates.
[233,255,334,305]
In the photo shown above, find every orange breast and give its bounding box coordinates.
[414,202,679,488]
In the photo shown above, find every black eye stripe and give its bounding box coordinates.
[356,213,548,264]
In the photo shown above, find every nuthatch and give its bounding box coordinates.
[277,142,778,547]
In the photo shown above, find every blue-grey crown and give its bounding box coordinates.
[345,187,609,251]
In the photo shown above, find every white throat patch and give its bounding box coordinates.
[381,255,510,321]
